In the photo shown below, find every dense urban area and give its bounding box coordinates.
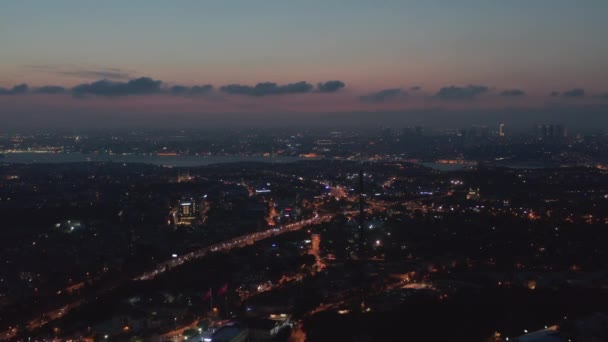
[1,125,608,341]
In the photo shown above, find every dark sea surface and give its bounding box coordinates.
[1,153,557,170]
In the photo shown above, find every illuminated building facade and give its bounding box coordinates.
[178,199,198,224]
[466,187,480,200]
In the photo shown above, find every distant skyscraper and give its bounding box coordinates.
[534,124,567,139]
[499,123,505,137]
[467,125,489,139]
[555,124,567,138]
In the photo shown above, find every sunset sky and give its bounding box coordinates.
[1,0,608,128]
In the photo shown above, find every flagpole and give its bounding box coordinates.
[225,285,229,317]
[209,287,213,313]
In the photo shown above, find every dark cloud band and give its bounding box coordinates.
[433,85,489,100]
[317,80,346,93]
[0,84,28,95]
[71,77,162,97]
[359,88,405,103]
[220,81,314,96]
[550,88,585,99]
[500,89,525,97]
[170,84,213,96]
[35,86,67,94]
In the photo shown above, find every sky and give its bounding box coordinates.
[1,0,608,130]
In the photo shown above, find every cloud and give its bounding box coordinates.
[71,77,162,97]
[190,85,214,95]
[500,89,525,97]
[433,85,489,100]
[561,88,585,98]
[35,85,67,94]
[410,86,421,91]
[0,79,344,98]
[220,81,313,96]
[59,69,130,80]
[359,88,406,103]
[317,80,346,93]
[0,84,28,95]
[550,88,585,99]
[25,65,131,80]
[170,84,213,96]
[170,85,189,94]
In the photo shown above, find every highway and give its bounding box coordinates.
[135,213,332,281]
[1,214,331,341]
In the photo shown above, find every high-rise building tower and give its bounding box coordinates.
[555,124,567,138]
[534,123,567,139]
[499,123,505,137]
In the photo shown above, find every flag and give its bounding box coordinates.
[217,283,228,296]
[202,288,212,301]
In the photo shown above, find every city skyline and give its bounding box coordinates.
[3,3,608,341]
